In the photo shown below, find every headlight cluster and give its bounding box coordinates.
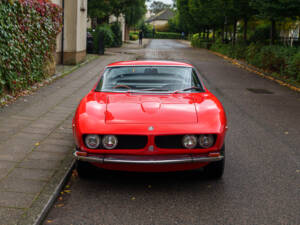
[182,134,215,149]
[84,135,118,149]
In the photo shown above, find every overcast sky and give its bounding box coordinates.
[146,0,174,7]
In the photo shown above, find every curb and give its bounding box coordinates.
[33,159,76,225]
[209,50,300,93]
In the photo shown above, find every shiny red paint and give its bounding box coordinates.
[73,61,227,172]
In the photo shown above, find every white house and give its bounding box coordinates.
[52,0,87,65]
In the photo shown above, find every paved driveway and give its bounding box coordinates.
[44,39,300,225]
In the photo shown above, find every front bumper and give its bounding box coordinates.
[74,151,223,165]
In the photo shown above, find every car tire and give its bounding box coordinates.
[203,144,225,179]
[76,160,93,178]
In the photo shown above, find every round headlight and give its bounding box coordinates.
[198,134,215,148]
[182,135,197,149]
[102,135,118,149]
[85,135,100,149]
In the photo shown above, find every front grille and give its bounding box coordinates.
[155,135,185,149]
[115,135,148,149]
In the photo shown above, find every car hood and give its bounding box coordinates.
[75,92,225,134]
[105,94,197,124]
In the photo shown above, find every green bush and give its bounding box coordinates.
[286,51,300,81]
[137,22,153,37]
[209,39,299,82]
[129,33,138,41]
[154,32,182,39]
[110,22,122,47]
[246,42,264,66]
[0,0,62,95]
[191,33,212,49]
[93,24,115,52]
[249,24,271,44]
[130,31,182,40]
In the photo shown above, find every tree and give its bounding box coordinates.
[88,0,111,24]
[149,1,171,14]
[251,0,300,44]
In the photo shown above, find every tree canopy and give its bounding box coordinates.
[88,0,146,26]
[148,0,171,14]
[175,0,300,44]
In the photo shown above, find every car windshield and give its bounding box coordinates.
[95,66,204,93]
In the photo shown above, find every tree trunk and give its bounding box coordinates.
[206,28,209,40]
[125,24,130,41]
[270,19,276,45]
[232,19,237,46]
[243,17,248,41]
[222,23,225,43]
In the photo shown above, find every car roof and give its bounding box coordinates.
[106,60,193,67]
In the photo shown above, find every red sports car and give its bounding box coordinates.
[73,61,227,178]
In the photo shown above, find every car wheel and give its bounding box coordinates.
[76,160,93,178]
[203,144,225,179]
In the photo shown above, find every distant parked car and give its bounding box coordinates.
[86,31,94,53]
[73,61,227,179]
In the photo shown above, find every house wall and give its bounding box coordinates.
[109,14,126,42]
[52,0,87,65]
[149,20,168,27]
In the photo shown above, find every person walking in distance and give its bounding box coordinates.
[139,30,143,46]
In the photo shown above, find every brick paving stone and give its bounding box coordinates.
[48,132,73,141]
[29,121,59,130]
[7,168,55,182]
[0,207,25,225]
[42,138,74,147]
[36,144,73,153]
[14,132,48,141]
[0,161,15,180]
[28,151,68,161]
[0,177,46,194]
[22,127,54,135]
[0,191,35,208]
[17,159,61,170]
[0,150,28,162]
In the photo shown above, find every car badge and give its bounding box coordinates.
[148,145,154,152]
[148,126,154,131]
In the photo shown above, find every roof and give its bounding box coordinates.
[146,9,174,23]
[107,60,193,67]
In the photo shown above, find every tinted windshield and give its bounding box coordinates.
[95,66,204,93]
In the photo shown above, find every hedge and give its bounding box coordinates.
[0,0,62,95]
[129,33,138,41]
[130,31,182,39]
[90,23,123,53]
[191,34,300,82]
[92,24,114,53]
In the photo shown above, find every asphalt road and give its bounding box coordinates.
[44,39,300,225]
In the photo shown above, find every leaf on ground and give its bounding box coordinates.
[35,142,40,146]
[64,190,71,193]
[72,170,78,177]
[46,220,53,223]
[284,131,289,135]
[58,196,63,201]
[55,203,64,208]
[131,197,136,201]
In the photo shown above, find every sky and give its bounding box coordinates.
[146,0,174,7]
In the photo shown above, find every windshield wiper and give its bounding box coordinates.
[140,88,170,92]
[173,87,203,94]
